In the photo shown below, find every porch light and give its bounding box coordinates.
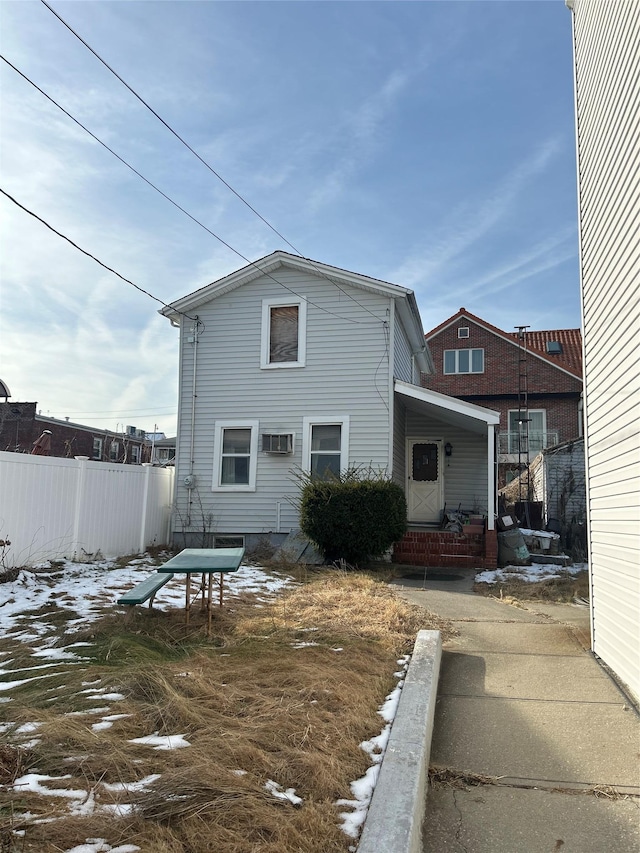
[445,442,453,457]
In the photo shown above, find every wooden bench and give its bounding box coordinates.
[117,572,174,608]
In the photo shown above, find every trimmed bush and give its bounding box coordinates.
[299,469,407,565]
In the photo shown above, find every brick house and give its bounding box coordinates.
[0,402,148,463]
[421,309,583,487]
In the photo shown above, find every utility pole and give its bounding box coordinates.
[515,325,531,526]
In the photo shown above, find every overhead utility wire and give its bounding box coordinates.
[0,187,200,320]
[38,0,383,323]
[1,56,368,326]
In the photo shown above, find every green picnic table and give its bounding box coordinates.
[159,547,245,634]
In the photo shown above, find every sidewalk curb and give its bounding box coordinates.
[357,629,442,853]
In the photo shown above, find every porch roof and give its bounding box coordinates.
[394,380,500,435]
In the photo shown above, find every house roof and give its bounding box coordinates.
[425,308,583,380]
[161,250,433,373]
[508,328,583,375]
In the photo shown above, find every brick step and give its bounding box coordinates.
[393,529,497,569]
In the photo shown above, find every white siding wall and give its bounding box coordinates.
[405,410,488,514]
[393,318,414,383]
[571,0,640,700]
[173,269,393,536]
[0,452,174,566]
[393,400,407,488]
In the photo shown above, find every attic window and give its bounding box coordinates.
[546,341,563,354]
[261,298,307,369]
[458,327,470,339]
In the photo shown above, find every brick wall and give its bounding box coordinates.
[0,402,147,462]
[423,319,583,398]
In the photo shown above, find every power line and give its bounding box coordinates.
[39,0,293,249]
[37,0,384,323]
[0,186,199,319]
[45,407,177,416]
[0,54,374,326]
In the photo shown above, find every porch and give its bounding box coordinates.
[394,381,500,537]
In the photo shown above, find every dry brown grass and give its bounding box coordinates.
[0,569,448,853]
[473,569,589,604]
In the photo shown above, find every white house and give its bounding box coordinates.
[161,252,499,566]
[567,0,640,701]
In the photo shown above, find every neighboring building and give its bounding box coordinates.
[530,438,585,528]
[421,308,583,487]
[151,436,176,465]
[567,0,640,702]
[160,251,500,567]
[0,402,148,464]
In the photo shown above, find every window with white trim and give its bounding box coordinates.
[213,421,259,490]
[92,437,103,460]
[508,409,547,454]
[261,297,307,368]
[109,440,120,461]
[457,326,470,338]
[443,348,484,374]
[302,416,350,480]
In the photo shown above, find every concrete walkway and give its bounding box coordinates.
[391,569,640,853]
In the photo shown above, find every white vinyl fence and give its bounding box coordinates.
[0,451,175,567]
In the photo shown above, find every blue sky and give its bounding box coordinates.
[0,0,579,437]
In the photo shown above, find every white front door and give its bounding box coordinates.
[406,439,444,523]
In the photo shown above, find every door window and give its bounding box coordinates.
[412,443,438,482]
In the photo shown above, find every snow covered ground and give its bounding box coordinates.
[476,562,587,584]
[0,553,406,852]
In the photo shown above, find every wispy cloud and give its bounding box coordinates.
[307,67,413,211]
[390,137,563,291]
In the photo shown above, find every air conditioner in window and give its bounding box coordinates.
[262,433,294,454]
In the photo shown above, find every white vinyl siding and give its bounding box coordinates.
[571,0,640,700]
[393,318,414,383]
[173,269,391,534]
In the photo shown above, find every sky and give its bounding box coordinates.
[0,0,580,437]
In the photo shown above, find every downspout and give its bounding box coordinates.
[387,303,394,479]
[578,392,583,438]
[186,317,200,526]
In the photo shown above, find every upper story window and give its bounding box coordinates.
[92,437,103,460]
[213,420,259,491]
[302,416,350,480]
[444,348,484,374]
[131,445,141,464]
[457,326,470,338]
[110,440,120,461]
[261,297,307,369]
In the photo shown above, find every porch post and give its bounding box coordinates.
[487,424,495,530]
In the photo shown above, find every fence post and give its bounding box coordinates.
[139,463,152,553]
[71,458,88,560]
